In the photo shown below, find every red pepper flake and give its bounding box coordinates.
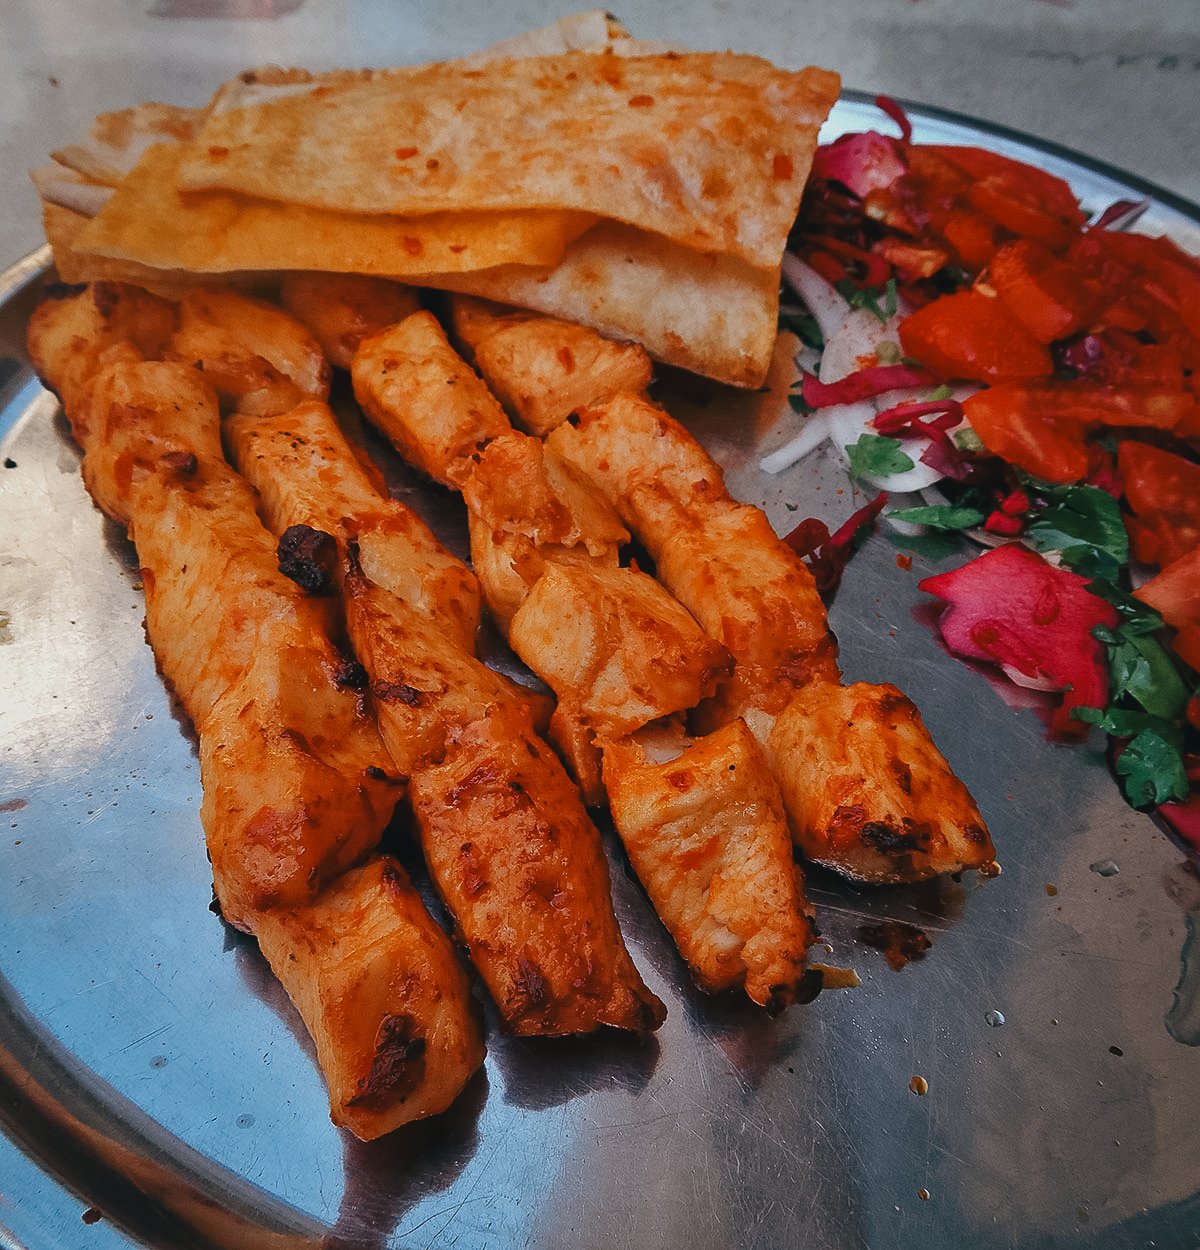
[896,553,913,570]
[395,146,419,159]
[402,237,423,256]
[773,153,795,181]
[426,158,440,171]
[556,346,576,372]
[628,94,654,107]
[449,244,467,254]
[207,146,229,159]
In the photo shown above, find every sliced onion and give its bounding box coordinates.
[781,252,850,343]
[760,411,833,475]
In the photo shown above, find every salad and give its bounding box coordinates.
[770,97,1200,849]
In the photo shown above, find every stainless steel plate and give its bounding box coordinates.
[2,99,1200,1250]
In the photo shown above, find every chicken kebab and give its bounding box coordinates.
[448,296,997,885]
[24,277,664,1141]
[345,304,818,1010]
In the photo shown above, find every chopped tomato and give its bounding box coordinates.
[1133,546,1200,629]
[1118,442,1200,567]
[1070,232,1200,375]
[964,383,1090,483]
[963,382,1196,483]
[930,146,1086,251]
[988,239,1103,343]
[899,290,1053,383]
[940,210,1001,272]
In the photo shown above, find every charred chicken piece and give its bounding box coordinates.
[353,310,510,487]
[550,384,995,883]
[254,856,485,1139]
[409,701,666,1035]
[226,400,481,651]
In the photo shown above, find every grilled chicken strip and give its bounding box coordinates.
[28,281,485,1137]
[165,286,331,416]
[224,398,664,1036]
[547,391,995,883]
[450,295,653,436]
[354,315,730,794]
[254,856,484,1139]
[603,718,812,1009]
[280,273,421,370]
[351,310,815,1008]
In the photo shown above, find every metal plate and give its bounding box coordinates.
[2,98,1200,1250]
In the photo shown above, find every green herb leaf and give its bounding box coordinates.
[1027,485,1129,568]
[1108,630,1190,720]
[787,392,814,415]
[780,308,824,351]
[846,434,915,478]
[1072,706,1183,744]
[888,505,985,531]
[1114,729,1190,808]
[835,277,899,323]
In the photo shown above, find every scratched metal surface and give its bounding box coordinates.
[2,101,1200,1250]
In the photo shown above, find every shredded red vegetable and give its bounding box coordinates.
[801,364,937,409]
[785,493,889,596]
[1093,198,1150,231]
[874,94,914,144]
[872,398,976,481]
[810,130,908,199]
[802,234,893,288]
[920,544,1119,734]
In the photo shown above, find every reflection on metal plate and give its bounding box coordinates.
[1,100,1199,1250]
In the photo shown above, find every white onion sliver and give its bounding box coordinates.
[781,253,850,343]
[760,412,833,475]
[1001,665,1061,693]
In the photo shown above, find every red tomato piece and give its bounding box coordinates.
[988,239,1103,343]
[931,146,1086,250]
[1119,442,1200,567]
[963,381,1195,484]
[964,383,1090,483]
[1134,545,1200,633]
[899,290,1053,383]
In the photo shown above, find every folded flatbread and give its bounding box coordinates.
[426,222,781,388]
[178,52,838,271]
[71,144,595,277]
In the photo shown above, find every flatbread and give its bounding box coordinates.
[177,53,840,270]
[52,101,203,185]
[425,221,781,388]
[40,201,260,296]
[70,144,596,278]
